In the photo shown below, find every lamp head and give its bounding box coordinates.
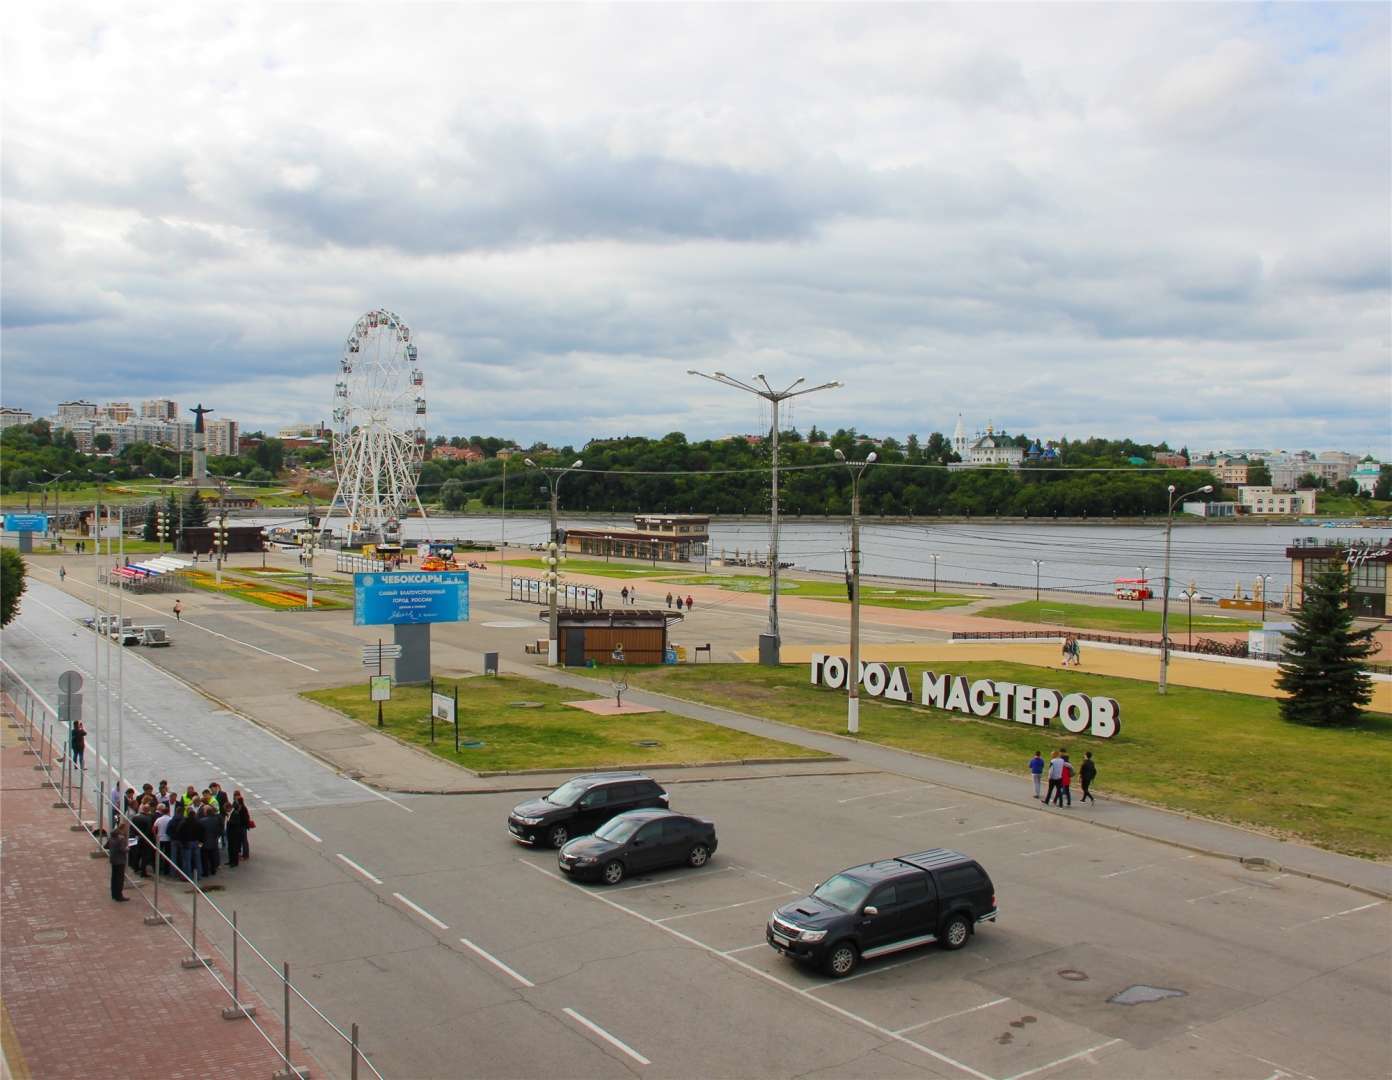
[867,452,877,463]
[834,449,846,461]
[523,458,536,467]
[572,460,583,469]
[1168,484,1176,493]
[686,370,698,375]
[1203,485,1213,493]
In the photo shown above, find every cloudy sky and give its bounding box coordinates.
[3,3,1388,453]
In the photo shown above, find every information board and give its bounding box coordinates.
[354,571,470,626]
[4,514,48,533]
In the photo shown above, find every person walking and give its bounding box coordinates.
[630,586,638,606]
[596,588,604,609]
[173,599,182,621]
[666,592,673,609]
[685,594,694,611]
[69,721,86,769]
[225,791,251,866]
[621,586,629,605]
[1029,751,1045,799]
[1055,754,1073,808]
[58,566,66,583]
[1079,751,1097,804]
[108,821,130,901]
[1070,639,1082,667]
[1045,751,1064,806]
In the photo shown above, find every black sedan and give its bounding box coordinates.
[558,809,717,885]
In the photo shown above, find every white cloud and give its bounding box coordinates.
[1,2,1387,455]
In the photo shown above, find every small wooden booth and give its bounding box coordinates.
[549,609,684,666]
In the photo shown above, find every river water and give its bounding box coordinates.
[248,511,1392,602]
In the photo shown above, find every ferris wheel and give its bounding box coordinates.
[329,309,428,544]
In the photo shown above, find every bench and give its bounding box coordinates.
[694,643,712,663]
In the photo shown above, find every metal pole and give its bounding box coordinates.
[118,509,125,793]
[192,888,198,955]
[548,484,559,665]
[500,459,506,590]
[233,910,239,1004]
[768,397,781,648]
[283,961,292,1072]
[453,683,459,754]
[352,1022,360,1080]
[1159,494,1174,694]
[430,678,435,744]
[849,473,861,735]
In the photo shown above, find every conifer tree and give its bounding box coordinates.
[1275,562,1376,726]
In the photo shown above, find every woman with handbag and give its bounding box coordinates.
[226,790,253,867]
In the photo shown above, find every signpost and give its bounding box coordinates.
[354,571,469,685]
[4,513,48,553]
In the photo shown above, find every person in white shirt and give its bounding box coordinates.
[153,806,173,877]
[1045,752,1065,806]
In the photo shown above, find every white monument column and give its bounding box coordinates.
[191,404,211,483]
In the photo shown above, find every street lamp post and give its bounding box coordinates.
[38,471,72,532]
[836,448,876,734]
[1032,559,1043,603]
[930,553,939,594]
[1258,574,1273,625]
[1179,589,1195,650]
[524,458,583,666]
[214,515,228,585]
[1159,484,1214,694]
[1138,566,1150,612]
[689,370,841,664]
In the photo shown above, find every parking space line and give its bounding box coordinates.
[562,1007,651,1066]
[895,998,1010,1035]
[805,950,934,990]
[723,943,767,955]
[839,787,929,803]
[959,820,1030,836]
[459,937,534,987]
[656,891,798,923]
[617,866,735,891]
[336,853,383,884]
[1186,887,1245,903]
[1281,901,1384,931]
[1020,838,1108,857]
[1001,1039,1123,1080]
[893,805,961,819]
[392,892,450,930]
[518,861,995,1080]
[271,808,323,842]
[1100,864,1154,878]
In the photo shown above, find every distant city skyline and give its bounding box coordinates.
[2,4,1388,454]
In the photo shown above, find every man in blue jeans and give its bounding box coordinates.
[1028,751,1045,799]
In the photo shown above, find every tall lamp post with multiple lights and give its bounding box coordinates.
[1032,559,1044,603]
[688,371,841,664]
[1158,483,1214,694]
[525,457,583,666]
[836,448,876,734]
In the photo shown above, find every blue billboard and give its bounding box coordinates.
[354,571,469,626]
[4,514,48,533]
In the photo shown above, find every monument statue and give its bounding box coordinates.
[190,404,212,483]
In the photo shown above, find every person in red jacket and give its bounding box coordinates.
[1054,753,1073,807]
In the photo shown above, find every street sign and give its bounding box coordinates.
[431,693,456,723]
[361,644,404,667]
[370,675,392,701]
[58,670,83,694]
[353,571,469,626]
[4,514,48,533]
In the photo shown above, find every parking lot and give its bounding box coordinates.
[188,768,1390,1080]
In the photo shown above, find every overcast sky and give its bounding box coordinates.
[3,3,1388,454]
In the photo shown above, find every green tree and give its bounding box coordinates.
[1,548,26,627]
[1248,463,1273,486]
[182,491,209,529]
[1375,465,1391,501]
[252,438,285,475]
[142,501,160,542]
[142,450,174,478]
[93,433,113,452]
[1275,563,1376,727]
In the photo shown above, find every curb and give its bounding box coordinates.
[475,755,845,778]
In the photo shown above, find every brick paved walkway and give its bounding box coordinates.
[0,716,317,1079]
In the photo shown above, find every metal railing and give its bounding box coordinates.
[2,662,382,1080]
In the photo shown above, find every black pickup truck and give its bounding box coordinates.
[767,848,997,977]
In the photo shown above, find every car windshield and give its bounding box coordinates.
[545,780,589,807]
[812,874,872,912]
[594,816,641,842]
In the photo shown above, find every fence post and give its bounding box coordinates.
[269,961,310,1079]
[351,1022,359,1080]
[182,889,209,967]
[222,910,256,1018]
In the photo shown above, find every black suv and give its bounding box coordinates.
[558,809,718,884]
[767,849,996,978]
[507,772,669,848]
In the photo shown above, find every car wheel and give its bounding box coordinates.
[823,941,859,978]
[940,915,970,950]
[601,859,626,885]
[546,824,570,849]
[687,843,711,868]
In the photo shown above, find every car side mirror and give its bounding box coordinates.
[863,906,878,917]
[812,883,821,891]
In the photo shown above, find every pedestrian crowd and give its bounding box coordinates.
[1061,636,1082,666]
[1029,748,1097,808]
[102,774,255,902]
[663,592,696,611]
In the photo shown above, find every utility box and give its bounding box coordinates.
[483,651,499,676]
[758,633,780,666]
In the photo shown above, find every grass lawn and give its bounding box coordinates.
[974,600,1263,634]
[573,663,1392,859]
[1310,494,1392,518]
[659,575,979,611]
[302,674,829,773]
